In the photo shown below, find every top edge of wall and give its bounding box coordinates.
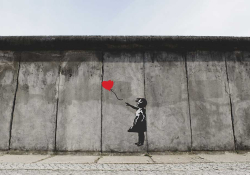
[0,36,250,51]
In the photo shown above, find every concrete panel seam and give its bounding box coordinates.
[94,156,102,163]
[101,52,104,153]
[8,52,21,150]
[54,62,62,152]
[184,52,193,151]
[148,155,156,163]
[33,155,55,163]
[143,52,149,153]
[224,53,237,151]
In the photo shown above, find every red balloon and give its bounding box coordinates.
[102,80,114,91]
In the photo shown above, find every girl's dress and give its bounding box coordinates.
[128,108,146,133]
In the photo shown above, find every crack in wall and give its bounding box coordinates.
[9,52,21,150]
[143,52,149,153]
[54,59,62,152]
[101,52,104,153]
[224,53,237,151]
[184,52,193,152]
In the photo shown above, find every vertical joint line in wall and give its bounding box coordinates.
[184,52,193,152]
[225,54,237,151]
[143,52,149,153]
[101,51,104,153]
[54,58,62,152]
[9,52,21,150]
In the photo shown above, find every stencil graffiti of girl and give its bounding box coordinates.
[126,98,147,147]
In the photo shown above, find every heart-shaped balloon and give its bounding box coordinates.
[102,80,114,91]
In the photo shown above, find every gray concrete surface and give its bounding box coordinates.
[145,52,191,151]
[151,155,209,163]
[187,51,235,150]
[102,52,146,152]
[10,52,61,151]
[98,156,152,164]
[56,51,102,151]
[1,152,250,164]
[199,152,250,162]
[0,154,250,174]
[1,163,250,175]
[0,51,19,150]
[1,36,250,152]
[0,164,250,175]
[0,155,50,163]
[39,155,99,163]
[226,51,250,150]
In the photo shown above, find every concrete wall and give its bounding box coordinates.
[0,51,19,150]
[56,51,102,151]
[145,52,191,151]
[11,52,60,151]
[1,36,250,152]
[187,51,234,151]
[226,51,250,150]
[102,52,145,152]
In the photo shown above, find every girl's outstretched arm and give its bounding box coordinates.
[125,102,139,110]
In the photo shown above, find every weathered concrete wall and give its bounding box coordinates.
[0,51,19,150]
[56,51,102,151]
[102,52,145,152]
[187,51,235,151]
[0,36,250,152]
[226,51,250,150]
[10,52,60,151]
[145,52,191,151]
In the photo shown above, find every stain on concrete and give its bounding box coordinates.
[56,51,102,151]
[10,52,61,151]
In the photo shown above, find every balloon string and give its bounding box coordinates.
[110,89,123,100]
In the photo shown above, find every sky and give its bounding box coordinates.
[0,0,250,36]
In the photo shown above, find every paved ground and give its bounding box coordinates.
[0,152,250,174]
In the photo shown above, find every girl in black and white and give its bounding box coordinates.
[126,98,147,146]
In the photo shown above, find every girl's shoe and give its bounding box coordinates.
[137,143,143,146]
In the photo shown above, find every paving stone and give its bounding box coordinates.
[0,155,50,163]
[152,155,209,164]
[39,155,99,164]
[98,156,153,164]
[199,152,250,162]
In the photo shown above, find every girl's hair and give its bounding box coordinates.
[137,98,147,108]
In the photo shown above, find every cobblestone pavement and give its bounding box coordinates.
[1,163,250,175]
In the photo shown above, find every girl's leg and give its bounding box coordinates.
[135,133,140,145]
[139,132,145,144]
